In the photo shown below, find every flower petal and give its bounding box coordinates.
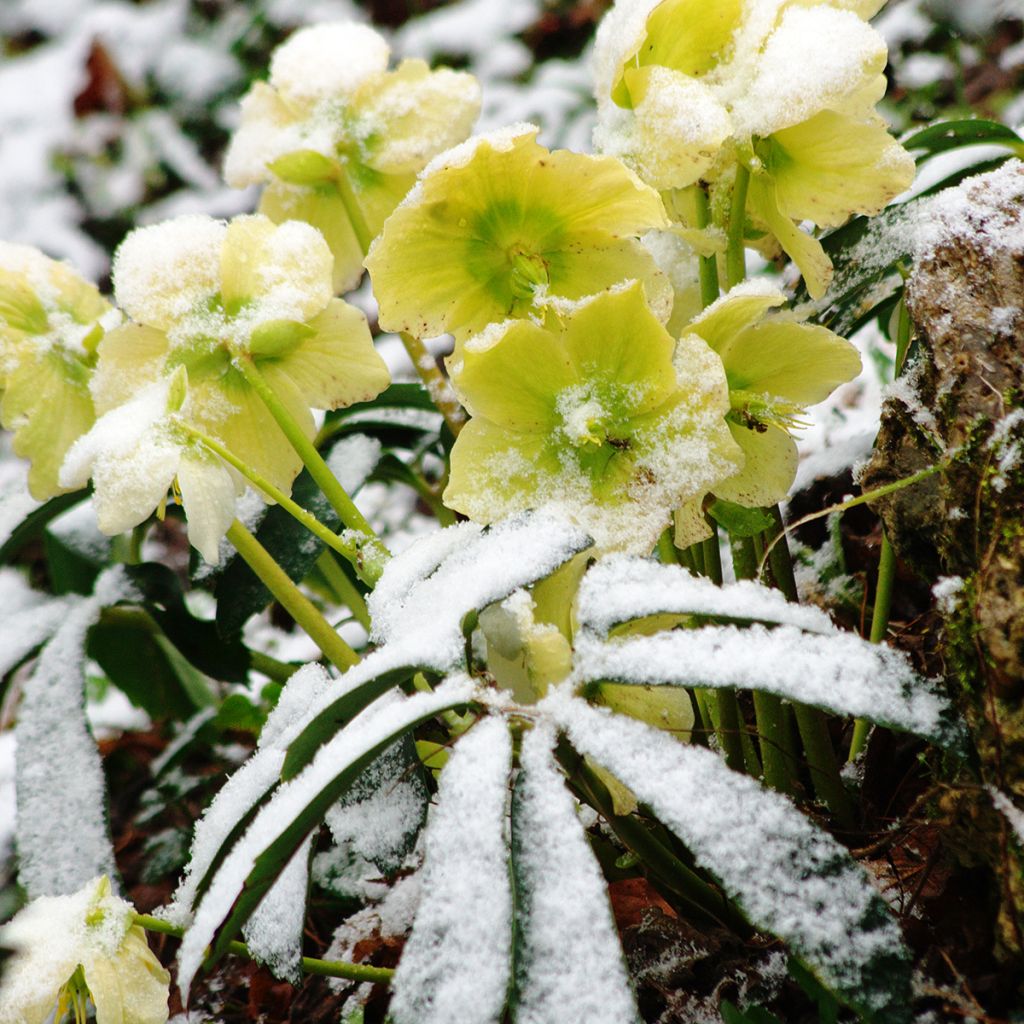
[261,298,390,410]
[767,110,916,228]
[714,422,798,507]
[444,419,562,523]
[176,451,239,565]
[259,183,366,294]
[747,174,833,299]
[721,320,862,405]
[91,324,169,414]
[687,280,785,357]
[449,318,573,430]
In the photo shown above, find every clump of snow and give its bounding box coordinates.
[988,786,1024,847]
[390,716,512,1024]
[546,692,911,1016]
[511,724,638,1023]
[0,569,78,678]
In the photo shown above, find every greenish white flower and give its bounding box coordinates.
[0,243,119,499]
[672,279,861,544]
[366,124,673,343]
[444,283,742,554]
[90,213,389,509]
[0,876,169,1024]
[593,0,915,297]
[224,21,481,291]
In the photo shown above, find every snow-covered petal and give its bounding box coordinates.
[175,450,238,565]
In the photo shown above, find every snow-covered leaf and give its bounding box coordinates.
[547,693,913,1023]
[573,628,961,751]
[15,568,137,897]
[368,511,592,669]
[0,568,77,678]
[576,556,835,636]
[509,724,639,1024]
[178,675,476,997]
[390,716,513,1024]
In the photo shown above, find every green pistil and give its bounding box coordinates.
[509,249,549,300]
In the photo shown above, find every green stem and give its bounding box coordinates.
[177,419,379,585]
[316,550,371,631]
[226,520,359,671]
[133,913,393,985]
[794,703,856,830]
[400,330,467,438]
[713,690,746,775]
[725,163,751,290]
[331,163,466,438]
[701,522,723,586]
[765,505,799,604]
[235,357,389,583]
[691,186,721,308]
[248,649,299,684]
[849,531,897,759]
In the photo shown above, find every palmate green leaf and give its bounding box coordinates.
[547,693,914,1023]
[177,676,475,996]
[213,433,381,637]
[508,725,639,1024]
[390,717,513,1024]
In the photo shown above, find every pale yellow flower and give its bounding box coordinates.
[0,877,169,1024]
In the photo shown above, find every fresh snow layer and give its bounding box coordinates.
[14,568,137,897]
[576,556,836,636]
[511,724,638,1024]
[546,692,910,1016]
[390,716,513,1024]
[572,626,959,749]
[368,511,591,668]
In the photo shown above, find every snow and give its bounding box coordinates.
[15,567,138,898]
[168,663,333,924]
[0,568,78,678]
[576,555,836,636]
[325,434,383,494]
[390,716,512,1024]
[988,786,1024,847]
[547,692,911,1016]
[571,622,959,749]
[511,724,638,1024]
[177,675,475,998]
[368,511,591,669]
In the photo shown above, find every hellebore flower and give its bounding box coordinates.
[60,368,237,565]
[672,280,861,544]
[0,243,119,499]
[0,876,169,1024]
[89,213,389,513]
[443,283,741,553]
[592,0,915,297]
[224,21,481,291]
[365,124,673,342]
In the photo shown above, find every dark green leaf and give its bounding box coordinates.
[0,490,88,563]
[125,563,250,682]
[904,119,1024,163]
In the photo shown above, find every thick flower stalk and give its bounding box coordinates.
[672,280,861,544]
[224,21,481,292]
[0,243,119,499]
[366,124,673,342]
[443,283,742,553]
[592,0,915,296]
[0,876,169,1024]
[74,213,389,561]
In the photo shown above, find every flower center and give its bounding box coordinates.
[509,249,549,300]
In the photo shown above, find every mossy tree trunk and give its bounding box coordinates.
[860,162,1024,960]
